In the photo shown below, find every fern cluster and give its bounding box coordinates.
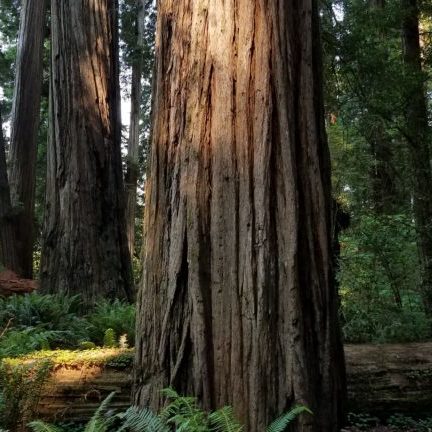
[28,389,312,432]
[0,360,52,431]
[0,294,135,358]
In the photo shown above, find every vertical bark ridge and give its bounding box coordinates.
[134,0,346,430]
[9,0,47,278]
[41,0,132,304]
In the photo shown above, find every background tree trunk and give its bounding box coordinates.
[0,105,19,272]
[401,0,432,314]
[125,0,145,260]
[8,0,47,278]
[134,1,346,431]
[41,0,133,305]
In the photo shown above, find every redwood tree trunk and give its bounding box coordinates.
[401,0,432,314]
[41,0,133,305]
[0,105,19,272]
[134,1,346,431]
[8,0,47,278]
[125,0,145,259]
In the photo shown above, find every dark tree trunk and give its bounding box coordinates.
[41,0,133,305]
[134,1,346,431]
[125,0,145,260]
[8,0,47,278]
[401,0,432,314]
[369,121,400,215]
[0,105,20,272]
[368,0,400,215]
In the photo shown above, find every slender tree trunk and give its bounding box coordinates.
[368,0,401,215]
[0,105,19,271]
[125,0,145,260]
[41,0,133,305]
[369,121,400,215]
[401,0,432,314]
[8,0,47,278]
[134,1,346,430]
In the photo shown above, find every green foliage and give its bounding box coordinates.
[28,388,308,432]
[324,0,432,344]
[79,341,97,350]
[0,359,52,431]
[387,413,432,431]
[2,348,133,369]
[266,406,313,432]
[103,328,117,348]
[0,327,65,357]
[118,407,170,432]
[28,422,62,432]
[339,214,430,343]
[347,412,380,430]
[87,300,135,346]
[0,293,90,357]
[159,387,209,431]
[0,294,135,358]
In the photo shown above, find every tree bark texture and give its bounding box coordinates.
[125,0,145,259]
[41,0,133,305]
[401,0,432,314]
[0,105,20,272]
[0,269,38,297]
[134,1,346,431]
[8,0,47,278]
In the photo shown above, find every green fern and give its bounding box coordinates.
[83,391,117,432]
[27,420,62,432]
[266,405,313,432]
[208,406,243,432]
[103,328,117,348]
[160,387,208,431]
[119,406,170,432]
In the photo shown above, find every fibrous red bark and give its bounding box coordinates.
[41,0,133,305]
[134,1,346,431]
[8,0,47,278]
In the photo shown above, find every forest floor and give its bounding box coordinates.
[344,428,424,431]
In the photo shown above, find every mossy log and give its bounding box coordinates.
[34,343,432,421]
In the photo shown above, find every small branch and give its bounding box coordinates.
[0,318,13,338]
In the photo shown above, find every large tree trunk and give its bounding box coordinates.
[41,0,133,305]
[134,1,346,431]
[0,105,20,272]
[401,0,432,314]
[8,0,47,278]
[125,0,145,260]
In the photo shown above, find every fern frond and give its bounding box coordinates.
[160,387,180,400]
[120,406,170,432]
[208,406,243,432]
[84,391,117,432]
[266,405,313,432]
[28,420,62,432]
[160,387,201,422]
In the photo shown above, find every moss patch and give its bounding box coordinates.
[1,348,134,369]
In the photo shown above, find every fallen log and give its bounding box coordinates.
[18,343,432,421]
[345,342,432,417]
[0,269,38,296]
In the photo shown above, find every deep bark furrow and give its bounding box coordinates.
[8,0,47,277]
[135,1,345,430]
[41,0,132,305]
